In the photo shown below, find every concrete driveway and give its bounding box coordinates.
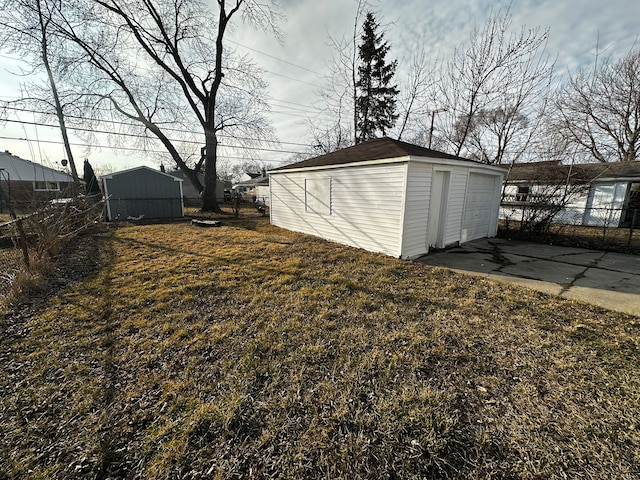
[416,238,640,316]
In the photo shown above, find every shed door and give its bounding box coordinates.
[428,171,450,248]
[462,173,497,242]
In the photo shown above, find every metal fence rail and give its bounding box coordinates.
[499,204,640,253]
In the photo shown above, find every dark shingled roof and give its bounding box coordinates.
[271,137,479,171]
[506,161,640,183]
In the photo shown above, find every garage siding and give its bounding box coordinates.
[401,163,432,258]
[270,164,407,257]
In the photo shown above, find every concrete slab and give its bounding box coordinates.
[415,238,640,316]
[549,251,606,267]
[498,242,588,259]
[564,286,640,316]
[500,253,538,266]
[420,251,500,274]
[573,269,640,294]
[500,259,586,285]
[597,252,640,275]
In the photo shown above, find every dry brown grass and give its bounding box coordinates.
[1,220,639,479]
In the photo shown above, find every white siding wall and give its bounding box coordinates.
[400,163,432,258]
[270,164,407,257]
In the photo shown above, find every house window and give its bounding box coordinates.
[305,177,331,215]
[34,181,60,191]
[516,185,530,202]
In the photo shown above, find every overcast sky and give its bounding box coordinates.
[0,0,638,173]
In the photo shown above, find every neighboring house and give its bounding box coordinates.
[238,170,265,183]
[0,150,75,207]
[233,175,269,205]
[101,166,184,220]
[268,137,505,259]
[501,161,640,227]
[167,169,226,205]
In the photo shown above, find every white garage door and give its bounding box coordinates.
[462,173,498,242]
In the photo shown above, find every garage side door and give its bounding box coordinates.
[462,173,498,242]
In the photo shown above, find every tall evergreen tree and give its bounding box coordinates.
[355,12,399,143]
[83,159,102,197]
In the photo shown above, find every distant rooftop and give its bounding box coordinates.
[506,160,640,183]
[0,150,74,183]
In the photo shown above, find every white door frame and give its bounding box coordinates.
[428,169,451,249]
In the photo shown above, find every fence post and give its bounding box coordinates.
[15,218,30,269]
[628,209,637,247]
[602,208,610,244]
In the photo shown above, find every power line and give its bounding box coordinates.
[0,134,296,164]
[0,132,306,159]
[227,39,323,76]
[1,105,319,148]
[264,69,322,88]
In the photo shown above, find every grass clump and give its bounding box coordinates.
[1,220,639,479]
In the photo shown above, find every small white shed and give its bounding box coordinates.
[269,137,505,259]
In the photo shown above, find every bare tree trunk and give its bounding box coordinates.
[37,0,80,189]
[201,131,220,212]
[198,0,239,213]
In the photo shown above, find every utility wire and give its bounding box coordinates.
[2,105,320,148]
[0,134,304,160]
[227,39,323,76]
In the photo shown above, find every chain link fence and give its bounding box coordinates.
[499,204,640,253]
[0,221,26,298]
[0,199,104,301]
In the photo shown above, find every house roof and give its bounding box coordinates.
[234,176,269,188]
[0,150,74,183]
[505,160,640,183]
[270,137,484,172]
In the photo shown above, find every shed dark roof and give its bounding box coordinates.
[271,137,478,172]
[506,161,640,183]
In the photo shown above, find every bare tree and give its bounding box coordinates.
[311,0,369,152]
[44,0,280,212]
[0,0,81,187]
[555,48,640,163]
[395,48,433,141]
[434,7,554,164]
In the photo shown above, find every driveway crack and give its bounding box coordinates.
[559,251,607,294]
[490,244,514,272]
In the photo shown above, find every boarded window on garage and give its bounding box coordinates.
[305,177,331,215]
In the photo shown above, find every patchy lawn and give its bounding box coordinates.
[1,220,639,479]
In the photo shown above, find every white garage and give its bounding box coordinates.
[269,137,505,259]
